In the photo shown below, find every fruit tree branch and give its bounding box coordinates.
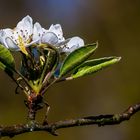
[0,103,140,138]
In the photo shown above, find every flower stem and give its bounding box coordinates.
[16,70,33,90]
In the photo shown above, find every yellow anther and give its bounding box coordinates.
[18,36,28,55]
[26,35,32,44]
[40,56,45,66]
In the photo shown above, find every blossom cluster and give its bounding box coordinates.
[0,15,84,55]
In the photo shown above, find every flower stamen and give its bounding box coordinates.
[18,35,28,55]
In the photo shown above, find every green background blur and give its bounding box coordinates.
[0,0,140,140]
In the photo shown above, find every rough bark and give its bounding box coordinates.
[0,103,139,138]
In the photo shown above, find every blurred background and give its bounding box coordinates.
[0,0,140,140]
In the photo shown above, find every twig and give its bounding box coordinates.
[0,103,140,138]
[56,76,73,83]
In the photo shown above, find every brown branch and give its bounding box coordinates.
[0,103,140,138]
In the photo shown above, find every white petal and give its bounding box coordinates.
[0,29,13,49]
[63,37,84,53]
[5,37,19,51]
[0,30,8,48]
[33,22,43,42]
[16,15,33,39]
[48,24,64,42]
[56,38,71,46]
[42,32,58,45]
[3,28,13,37]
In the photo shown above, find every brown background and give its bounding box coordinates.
[0,0,140,140]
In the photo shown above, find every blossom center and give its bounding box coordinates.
[17,35,28,55]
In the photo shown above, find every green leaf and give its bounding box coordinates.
[59,43,98,77]
[0,62,6,70]
[72,56,121,79]
[0,44,15,75]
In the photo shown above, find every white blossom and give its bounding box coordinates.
[0,16,36,55]
[0,15,84,54]
[39,23,84,53]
